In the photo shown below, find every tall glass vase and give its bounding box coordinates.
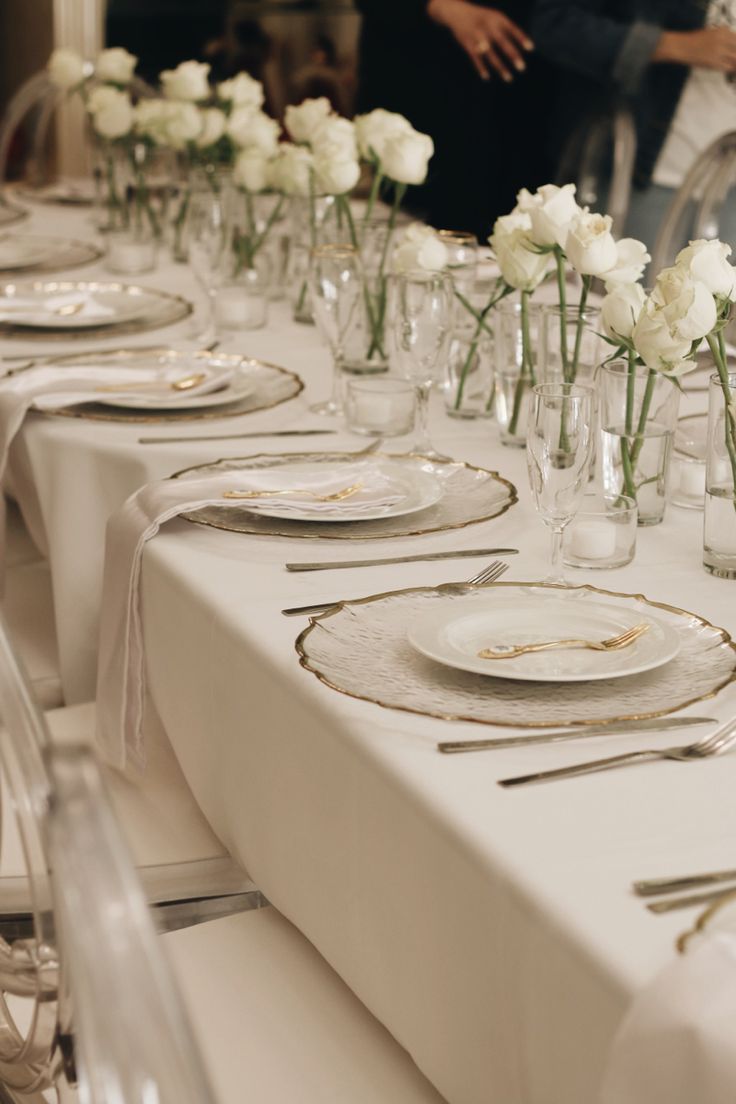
[600,360,680,526]
[288,193,340,323]
[493,297,546,446]
[703,370,736,578]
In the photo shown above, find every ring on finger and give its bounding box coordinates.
[474,38,490,53]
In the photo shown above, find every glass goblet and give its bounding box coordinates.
[393,269,454,457]
[527,382,594,584]
[308,243,362,416]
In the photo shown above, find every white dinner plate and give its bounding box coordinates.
[95,359,254,410]
[408,593,681,682]
[236,458,443,523]
[0,284,164,329]
[0,237,59,270]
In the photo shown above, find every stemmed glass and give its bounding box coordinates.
[184,189,225,345]
[527,382,594,584]
[308,243,362,416]
[393,269,454,457]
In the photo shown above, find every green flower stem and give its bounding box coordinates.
[708,331,736,513]
[508,290,534,436]
[366,183,405,361]
[555,248,569,376]
[628,368,657,471]
[363,161,383,227]
[337,194,359,250]
[453,284,511,412]
[569,275,590,383]
[296,173,318,317]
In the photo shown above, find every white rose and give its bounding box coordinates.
[313,154,360,195]
[233,149,271,193]
[600,283,646,341]
[393,224,448,273]
[676,238,736,300]
[91,89,134,139]
[48,48,86,89]
[270,143,313,196]
[602,238,651,289]
[284,97,333,144]
[217,72,264,109]
[354,108,413,161]
[632,301,694,377]
[88,85,120,115]
[527,183,581,248]
[95,47,137,84]
[652,265,717,341]
[489,212,552,292]
[226,108,279,154]
[160,60,211,102]
[133,98,170,143]
[565,211,619,276]
[381,130,433,185]
[311,116,357,160]
[195,107,227,149]
[161,101,201,150]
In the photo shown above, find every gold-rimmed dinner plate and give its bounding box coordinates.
[0,280,191,337]
[0,234,102,274]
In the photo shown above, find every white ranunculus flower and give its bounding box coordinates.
[91,88,134,139]
[195,107,227,149]
[233,149,271,193]
[393,223,448,273]
[526,183,581,249]
[676,238,736,300]
[354,108,413,162]
[95,47,137,84]
[565,211,619,276]
[381,130,433,185]
[652,265,717,341]
[311,116,357,160]
[632,300,694,377]
[600,283,646,341]
[489,212,552,292]
[226,108,280,154]
[284,97,333,144]
[161,101,201,150]
[217,72,264,110]
[602,237,651,289]
[270,143,313,196]
[313,154,360,195]
[160,60,211,102]
[48,48,86,89]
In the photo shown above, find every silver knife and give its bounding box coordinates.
[634,865,736,897]
[438,716,716,754]
[646,885,736,914]
[286,548,520,572]
[138,429,338,445]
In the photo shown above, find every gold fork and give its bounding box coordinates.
[223,482,363,503]
[95,372,208,394]
[477,622,650,660]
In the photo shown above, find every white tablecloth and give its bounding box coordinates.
[6,197,736,1104]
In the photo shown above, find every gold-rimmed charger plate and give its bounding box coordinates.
[37,347,303,423]
[16,179,96,206]
[296,582,736,727]
[0,280,191,339]
[0,234,102,275]
[175,451,517,540]
[0,198,28,227]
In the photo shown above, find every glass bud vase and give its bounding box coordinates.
[493,298,546,446]
[600,360,680,526]
[443,332,494,418]
[288,194,340,323]
[339,217,395,376]
[703,370,736,578]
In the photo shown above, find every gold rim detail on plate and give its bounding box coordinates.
[32,348,303,423]
[0,279,192,340]
[0,235,103,275]
[173,450,517,541]
[677,888,736,954]
[295,581,736,727]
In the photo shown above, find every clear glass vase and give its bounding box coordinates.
[338,217,396,376]
[600,360,680,526]
[288,194,340,323]
[493,298,546,446]
[443,333,494,418]
[214,184,272,332]
[703,370,736,578]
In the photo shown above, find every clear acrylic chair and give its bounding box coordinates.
[650,130,736,274]
[556,105,637,237]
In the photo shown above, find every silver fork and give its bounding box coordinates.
[498,716,736,788]
[280,558,510,617]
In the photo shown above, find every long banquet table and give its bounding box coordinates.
[5,197,736,1104]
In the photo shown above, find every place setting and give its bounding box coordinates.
[0,233,102,275]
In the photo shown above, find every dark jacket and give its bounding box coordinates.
[531,0,706,187]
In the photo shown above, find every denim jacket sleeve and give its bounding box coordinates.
[531,1,662,95]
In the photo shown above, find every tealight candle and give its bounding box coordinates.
[215,285,267,331]
[569,520,617,561]
[678,460,706,497]
[106,237,156,275]
[345,378,416,437]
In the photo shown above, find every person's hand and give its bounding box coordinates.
[654,26,736,73]
[426,0,533,82]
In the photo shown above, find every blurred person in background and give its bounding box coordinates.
[355,0,555,238]
[532,0,736,250]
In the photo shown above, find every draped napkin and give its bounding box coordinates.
[599,927,736,1103]
[95,462,403,769]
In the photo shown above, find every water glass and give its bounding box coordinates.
[704,370,736,578]
[309,244,362,416]
[438,230,478,294]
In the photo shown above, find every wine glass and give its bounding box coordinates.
[184,189,226,345]
[527,382,594,584]
[393,269,454,457]
[308,244,362,416]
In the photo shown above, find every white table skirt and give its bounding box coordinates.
[6,197,736,1103]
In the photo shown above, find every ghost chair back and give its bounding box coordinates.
[556,105,637,238]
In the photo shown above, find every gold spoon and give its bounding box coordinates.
[477,623,650,660]
[223,482,363,503]
[1,300,85,316]
[95,372,209,394]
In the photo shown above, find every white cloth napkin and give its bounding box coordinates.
[95,463,402,769]
[599,930,736,1103]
